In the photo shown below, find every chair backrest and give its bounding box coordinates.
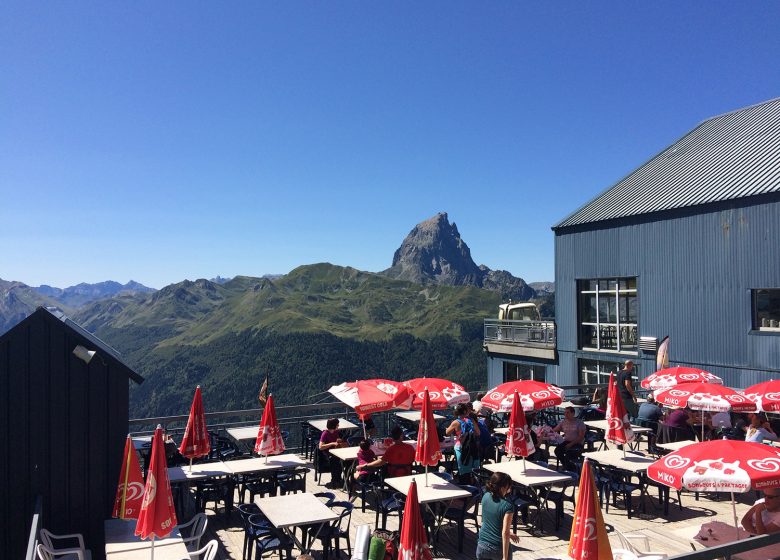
[38,529,86,560]
[329,501,354,531]
[190,539,219,560]
[183,512,208,550]
[35,543,53,560]
[313,491,336,505]
[614,529,640,555]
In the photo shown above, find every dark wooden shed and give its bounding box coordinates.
[0,306,144,559]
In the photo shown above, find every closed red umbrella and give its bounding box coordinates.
[742,379,780,412]
[415,389,442,487]
[328,378,412,415]
[135,426,177,557]
[397,479,433,560]
[505,390,535,470]
[641,366,723,391]
[404,377,470,410]
[178,386,211,470]
[112,435,145,520]
[606,372,635,448]
[568,459,612,560]
[480,380,564,413]
[254,394,286,461]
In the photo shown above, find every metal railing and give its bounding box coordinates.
[483,319,556,347]
[668,530,780,559]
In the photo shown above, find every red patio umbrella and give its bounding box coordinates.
[404,377,470,410]
[397,479,433,560]
[135,425,177,558]
[329,378,412,437]
[742,379,780,412]
[640,366,723,391]
[568,459,612,560]
[605,372,635,451]
[414,389,442,487]
[178,385,211,471]
[505,390,535,471]
[480,380,564,413]
[112,435,145,520]
[254,394,286,461]
[648,440,780,538]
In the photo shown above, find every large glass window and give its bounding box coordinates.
[579,358,637,386]
[753,289,780,332]
[503,362,546,382]
[578,277,638,352]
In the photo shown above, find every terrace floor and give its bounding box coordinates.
[186,456,766,560]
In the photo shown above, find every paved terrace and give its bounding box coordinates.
[187,457,763,560]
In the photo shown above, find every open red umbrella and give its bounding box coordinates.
[135,426,177,557]
[415,389,442,487]
[328,379,412,415]
[397,479,433,560]
[112,435,145,520]
[605,372,635,449]
[178,385,210,470]
[641,366,723,391]
[568,459,612,560]
[648,440,780,538]
[742,379,780,412]
[505,390,535,470]
[254,394,286,461]
[480,380,564,413]
[404,377,470,410]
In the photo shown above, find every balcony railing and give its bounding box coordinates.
[484,319,556,348]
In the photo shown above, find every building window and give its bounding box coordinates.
[578,278,638,352]
[578,358,637,386]
[503,362,546,382]
[753,289,780,332]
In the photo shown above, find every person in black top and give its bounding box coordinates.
[617,360,638,419]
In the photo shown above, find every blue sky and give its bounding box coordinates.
[2,3,779,289]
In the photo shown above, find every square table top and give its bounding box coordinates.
[395,410,445,422]
[167,461,230,483]
[226,425,260,441]
[584,420,654,434]
[256,492,338,529]
[308,418,359,432]
[104,518,188,560]
[656,440,696,452]
[582,449,656,472]
[485,460,572,487]
[384,473,471,504]
[222,454,306,474]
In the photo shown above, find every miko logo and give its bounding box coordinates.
[680,373,699,381]
[121,481,145,501]
[141,473,156,507]
[664,455,691,469]
[419,391,441,401]
[583,517,598,541]
[376,383,398,394]
[669,389,689,397]
[532,391,552,399]
[747,458,780,472]
[489,392,504,401]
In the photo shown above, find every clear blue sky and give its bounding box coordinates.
[2,3,779,289]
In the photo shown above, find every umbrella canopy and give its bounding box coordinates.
[112,435,145,520]
[415,389,442,467]
[606,372,635,446]
[641,366,723,391]
[568,459,612,560]
[404,377,470,410]
[327,378,412,415]
[647,440,780,493]
[254,394,286,457]
[178,386,211,460]
[135,426,177,540]
[480,380,564,413]
[743,379,780,412]
[506,390,535,459]
[654,382,756,413]
[397,479,433,560]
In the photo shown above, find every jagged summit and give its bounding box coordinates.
[382,212,535,301]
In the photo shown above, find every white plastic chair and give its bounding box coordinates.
[188,539,218,560]
[612,529,668,560]
[178,513,208,551]
[38,530,92,560]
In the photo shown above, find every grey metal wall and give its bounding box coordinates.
[554,193,780,388]
[0,309,133,560]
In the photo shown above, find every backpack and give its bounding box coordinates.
[458,418,480,464]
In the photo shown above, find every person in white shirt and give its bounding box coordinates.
[742,488,780,534]
[745,412,777,443]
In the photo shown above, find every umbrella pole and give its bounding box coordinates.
[425,465,429,487]
[189,457,193,473]
[731,492,740,541]
[150,537,154,560]
[522,456,526,473]
[265,453,269,464]
[363,419,367,439]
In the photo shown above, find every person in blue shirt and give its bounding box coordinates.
[477,471,520,559]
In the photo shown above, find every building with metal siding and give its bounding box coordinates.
[0,307,143,560]
[485,97,780,391]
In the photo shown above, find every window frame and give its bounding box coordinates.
[752,288,780,333]
[577,277,639,354]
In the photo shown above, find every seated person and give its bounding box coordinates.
[637,394,663,429]
[745,412,778,443]
[363,426,416,478]
[525,413,549,463]
[553,407,585,471]
[353,439,378,481]
[318,418,347,488]
[591,386,608,412]
[658,407,695,443]
[742,488,780,534]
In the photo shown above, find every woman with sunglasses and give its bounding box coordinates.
[741,487,780,534]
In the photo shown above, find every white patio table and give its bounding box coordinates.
[255,492,338,554]
[104,518,188,560]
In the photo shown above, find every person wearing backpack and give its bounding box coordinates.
[446,403,481,484]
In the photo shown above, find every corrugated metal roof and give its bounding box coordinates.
[554,97,780,229]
